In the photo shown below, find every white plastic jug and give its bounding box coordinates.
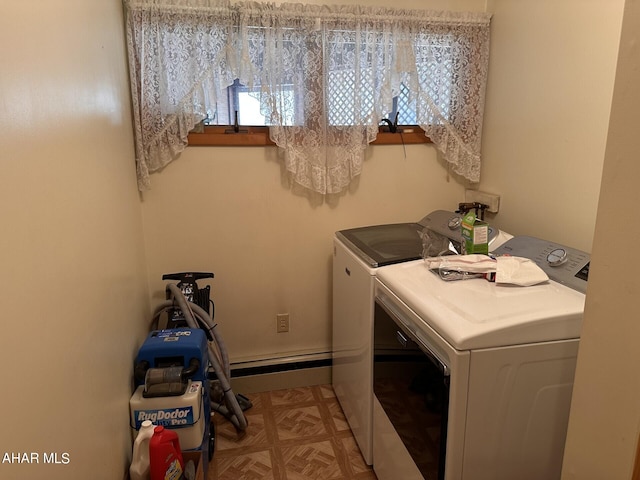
[130,420,155,480]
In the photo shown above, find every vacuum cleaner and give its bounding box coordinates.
[129,272,251,476]
[130,328,213,470]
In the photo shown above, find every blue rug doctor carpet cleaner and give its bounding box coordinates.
[129,329,211,473]
[129,272,252,480]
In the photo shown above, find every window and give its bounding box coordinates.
[125,0,490,193]
[193,74,432,146]
[203,33,455,130]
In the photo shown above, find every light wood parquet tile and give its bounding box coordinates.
[273,405,329,440]
[209,385,377,480]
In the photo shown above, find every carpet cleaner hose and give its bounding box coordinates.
[153,284,248,431]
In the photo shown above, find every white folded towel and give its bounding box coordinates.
[495,256,549,286]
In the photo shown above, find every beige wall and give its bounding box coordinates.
[0,0,632,477]
[481,0,624,252]
[141,145,465,364]
[139,0,484,365]
[563,1,640,477]
[140,0,623,366]
[0,2,148,479]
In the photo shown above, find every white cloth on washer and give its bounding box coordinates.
[495,256,548,286]
[424,254,548,286]
[424,254,496,273]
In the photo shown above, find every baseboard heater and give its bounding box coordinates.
[209,353,332,381]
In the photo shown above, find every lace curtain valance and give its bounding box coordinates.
[124,0,491,193]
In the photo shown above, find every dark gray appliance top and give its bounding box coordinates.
[336,210,498,268]
[335,222,424,267]
[493,235,590,294]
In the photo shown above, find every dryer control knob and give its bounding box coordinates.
[547,248,568,266]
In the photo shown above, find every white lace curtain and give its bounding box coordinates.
[124,0,491,193]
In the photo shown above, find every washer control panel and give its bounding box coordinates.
[493,235,590,293]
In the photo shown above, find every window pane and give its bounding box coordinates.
[237,91,266,125]
[414,35,453,124]
[326,29,376,127]
[204,81,296,126]
[396,83,417,125]
[327,69,376,126]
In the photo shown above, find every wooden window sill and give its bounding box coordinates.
[187,126,432,146]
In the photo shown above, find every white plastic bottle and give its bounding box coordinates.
[130,420,155,480]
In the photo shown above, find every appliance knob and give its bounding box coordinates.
[547,248,568,266]
[448,216,462,230]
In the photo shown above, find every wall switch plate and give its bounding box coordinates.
[465,189,500,213]
[277,313,290,333]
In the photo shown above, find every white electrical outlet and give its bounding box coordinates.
[465,189,500,213]
[277,313,290,333]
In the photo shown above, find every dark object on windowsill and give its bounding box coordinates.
[225,111,249,134]
[380,112,399,133]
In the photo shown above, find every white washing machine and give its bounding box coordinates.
[332,210,510,465]
[372,236,590,480]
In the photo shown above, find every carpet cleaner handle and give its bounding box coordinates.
[162,272,214,282]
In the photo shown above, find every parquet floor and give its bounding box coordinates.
[209,384,377,480]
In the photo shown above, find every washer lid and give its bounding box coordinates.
[376,260,585,350]
[335,223,424,267]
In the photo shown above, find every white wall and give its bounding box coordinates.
[563,1,640,476]
[0,2,148,479]
[481,0,624,252]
